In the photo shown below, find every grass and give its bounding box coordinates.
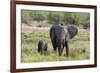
[21,26,90,63]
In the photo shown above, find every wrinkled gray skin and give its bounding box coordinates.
[50,24,78,56]
[38,40,48,55]
[67,24,78,39]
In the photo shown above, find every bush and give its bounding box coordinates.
[21,10,90,28]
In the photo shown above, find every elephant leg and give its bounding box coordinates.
[60,48,64,56]
[58,46,64,56]
[44,44,47,51]
[52,39,57,52]
[53,45,57,52]
[59,40,65,56]
[58,47,61,56]
[40,49,43,55]
[62,41,65,54]
[65,41,69,56]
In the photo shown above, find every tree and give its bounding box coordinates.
[21,10,90,28]
[21,10,33,24]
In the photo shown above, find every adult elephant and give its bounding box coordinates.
[49,24,78,56]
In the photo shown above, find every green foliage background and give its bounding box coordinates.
[21,10,90,28]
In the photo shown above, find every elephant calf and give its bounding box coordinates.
[37,40,48,55]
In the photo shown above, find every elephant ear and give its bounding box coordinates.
[67,24,78,39]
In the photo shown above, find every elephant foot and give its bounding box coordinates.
[64,53,69,56]
[59,54,61,56]
[58,52,62,56]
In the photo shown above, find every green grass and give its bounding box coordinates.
[21,28,90,63]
